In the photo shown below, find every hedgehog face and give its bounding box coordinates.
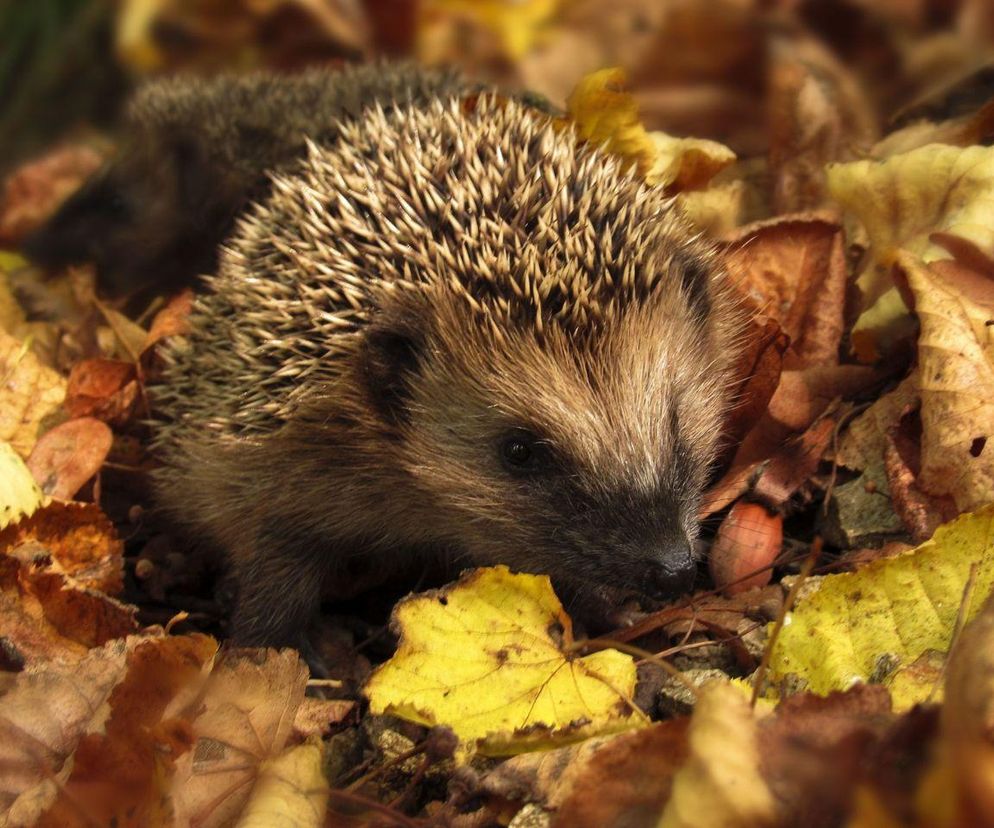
[359,277,732,604]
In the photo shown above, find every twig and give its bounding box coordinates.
[751,538,822,707]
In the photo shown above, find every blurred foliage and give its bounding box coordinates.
[0,0,128,173]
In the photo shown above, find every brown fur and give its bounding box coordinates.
[152,94,745,665]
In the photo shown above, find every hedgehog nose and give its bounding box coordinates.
[646,544,697,598]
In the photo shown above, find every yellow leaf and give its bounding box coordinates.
[565,68,735,190]
[418,0,559,61]
[645,132,736,190]
[827,144,994,359]
[0,440,46,530]
[658,681,776,828]
[899,253,994,512]
[236,742,329,828]
[566,68,656,179]
[0,329,66,458]
[768,505,994,709]
[364,566,641,757]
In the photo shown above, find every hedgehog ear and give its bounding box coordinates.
[358,318,425,425]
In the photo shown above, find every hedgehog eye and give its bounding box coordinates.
[499,430,541,473]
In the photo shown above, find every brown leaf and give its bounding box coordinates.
[0,637,136,822]
[767,34,877,213]
[26,418,113,500]
[0,551,136,668]
[169,648,313,828]
[142,288,194,354]
[724,214,848,369]
[0,500,124,594]
[550,721,690,828]
[757,685,894,828]
[0,145,105,245]
[65,359,139,426]
[718,317,790,465]
[34,634,217,828]
[914,591,994,827]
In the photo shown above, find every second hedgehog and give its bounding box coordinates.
[153,93,743,668]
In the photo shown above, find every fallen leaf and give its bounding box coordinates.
[0,330,66,458]
[479,720,689,828]
[26,418,113,500]
[418,0,558,63]
[827,144,994,360]
[899,252,994,513]
[237,742,329,828]
[933,590,994,826]
[767,33,877,213]
[723,214,848,369]
[0,637,135,823]
[768,504,994,709]
[170,648,314,828]
[0,144,105,245]
[658,681,777,828]
[65,358,140,425]
[364,566,642,756]
[142,288,193,353]
[565,67,734,189]
[645,131,736,191]
[0,441,46,531]
[757,685,893,827]
[32,634,217,828]
[0,500,125,594]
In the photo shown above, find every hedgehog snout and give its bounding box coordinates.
[643,542,697,599]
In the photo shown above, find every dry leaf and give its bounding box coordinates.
[0,330,66,458]
[0,144,105,245]
[32,634,217,828]
[236,742,329,828]
[827,144,994,361]
[170,648,314,828]
[0,637,135,823]
[899,252,994,512]
[0,500,124,593]
[0,441,46,531]
[724,214,848,369]
[27,418,113,500]
[65,359,139,426]
[658,681,777,828]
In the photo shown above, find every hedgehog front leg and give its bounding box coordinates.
[229,526,331,677]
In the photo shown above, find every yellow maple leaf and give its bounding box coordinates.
[767,504,994,710]
[566,68,735,189]
[363,566,642,757]
[0,440,46,530]
[827,143,994,361]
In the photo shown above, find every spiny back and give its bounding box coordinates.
[155,94,704,440]
[127,61,467,176]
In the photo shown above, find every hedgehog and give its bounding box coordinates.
[23,62,467,300]
[151,93,744,672]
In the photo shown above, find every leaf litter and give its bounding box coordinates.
[4,3,994,825]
